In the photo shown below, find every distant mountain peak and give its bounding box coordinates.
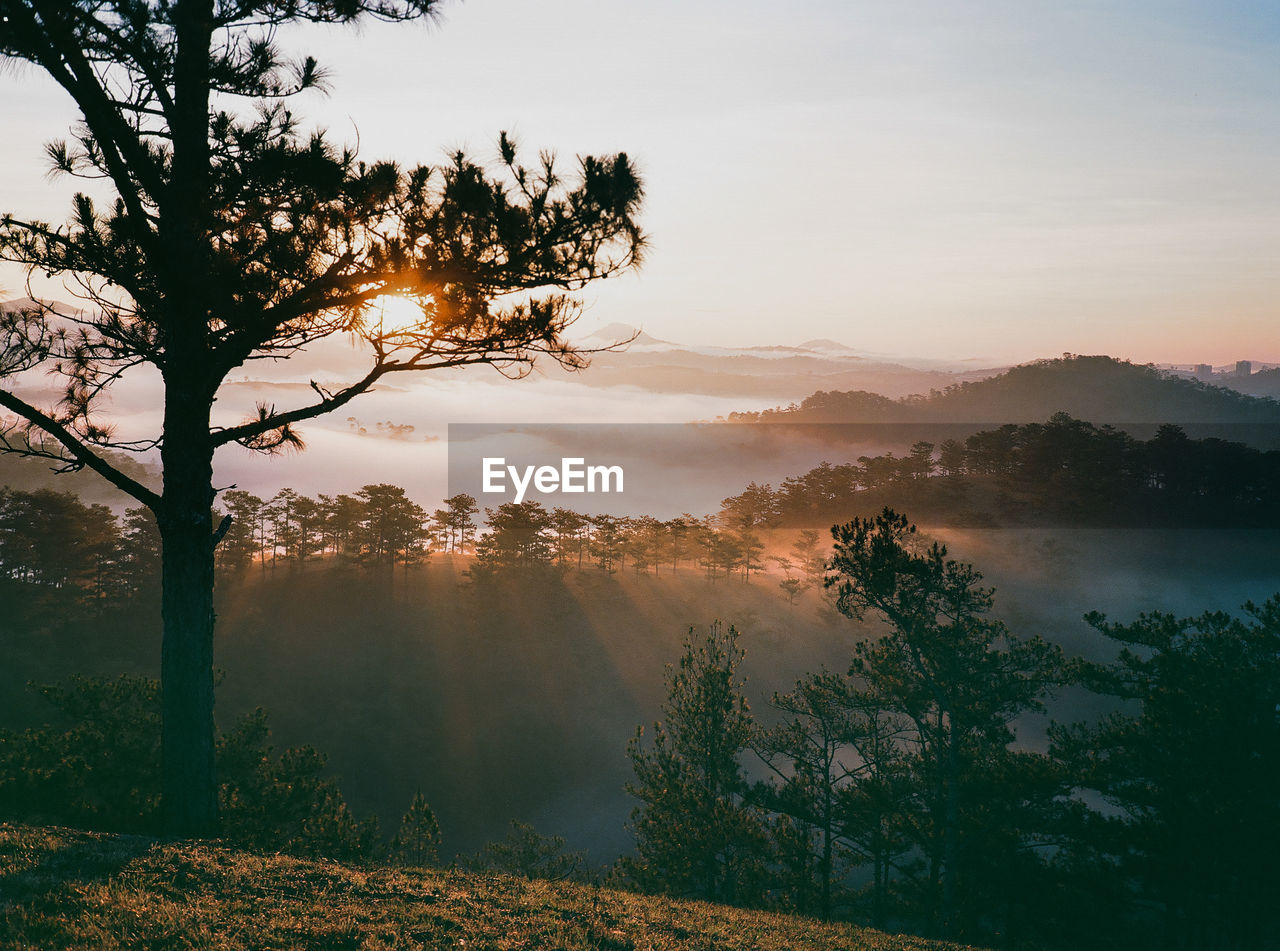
[0,296,87,317]
[580,322,669,346]
[798,337,856,352]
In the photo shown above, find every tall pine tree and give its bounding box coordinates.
[621,622,768,905]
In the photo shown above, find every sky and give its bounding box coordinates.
[2,0,1279,364]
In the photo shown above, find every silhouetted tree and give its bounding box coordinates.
[474,501,553,572]
[467,820,586,882]
[772,555,807,605]
[827,509,1062,938]
[907,441,935,480]
[589,513,623,573]
[391,791,442,867]
[754,669,916,926]
[267,488,308,568]
[754,671,861,921]
[352,483,427,574]
[548,506,588,568]
[214,490,262,576]
[621,622,768,905]
[1051,599,1280,951]
[110,506,162,603]
[721,482,774,580]
[323,493,366,560]
[833,691,915,931]
[0,486,117,609]
[622,515,664,575]
[936,439,967,478]
[432,492,479,554]
[665,514,697,572]
[0,0,644,835]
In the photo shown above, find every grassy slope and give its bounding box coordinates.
[0,824,979,951]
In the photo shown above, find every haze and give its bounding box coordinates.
[3,1,1279,366]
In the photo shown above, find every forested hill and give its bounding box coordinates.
[0,448,157,508]
[728,355,1280,425]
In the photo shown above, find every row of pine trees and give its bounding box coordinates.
[0,484,805,596]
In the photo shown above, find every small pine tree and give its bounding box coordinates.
[466,820,586,881]
[357,815,384,864]
[620,621,769,905]
[391,791,442,867]
[298,792,365,861]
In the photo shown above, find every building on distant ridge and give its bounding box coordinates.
[1235,360,1253,377]
[1194,364,1213,379]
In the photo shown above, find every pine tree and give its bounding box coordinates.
[754,671,861,922]
[0,0,644,835]
[621,621,769,905]
[466,820,585,881]
[1051,599,1280,951]
[827,508,1063,938]
[391,791,441,868]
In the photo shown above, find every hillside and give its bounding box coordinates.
[729,355,1280,429]
[1225,366,1280,400]
[0,823,977,951]
[0,449,158,510]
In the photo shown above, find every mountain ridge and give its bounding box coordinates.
[726,354,1280,428]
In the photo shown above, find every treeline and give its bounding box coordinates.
[470,502,786,582]
[724,414,1280,527]
[214,484,463,575]
[620,510,1280,951]
[0,486,788,600]
[7,416,1277,615]
[3,490,1276,949]
[0,484,467,606]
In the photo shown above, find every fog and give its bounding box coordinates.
[6,524,1277,866]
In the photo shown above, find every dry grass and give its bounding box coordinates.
[0,824,983,951]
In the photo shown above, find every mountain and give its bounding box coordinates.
[728,354,1280,431]
[0,296,96,316]
[566,323,1002,401]
[797,337,857,352]
[580,321,674,347]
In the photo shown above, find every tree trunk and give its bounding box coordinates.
[159,0,217,837]
[821,781,833,922]
[159,396,218,836]
[941,715,960,937]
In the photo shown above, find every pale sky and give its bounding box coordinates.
[2,0,1278,364]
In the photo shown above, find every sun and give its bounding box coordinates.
[367,294,427,334]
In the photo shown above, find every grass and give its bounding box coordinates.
[0,824,982,951]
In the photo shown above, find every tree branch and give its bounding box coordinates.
[0,387,161,510]
[209,361,391,447]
